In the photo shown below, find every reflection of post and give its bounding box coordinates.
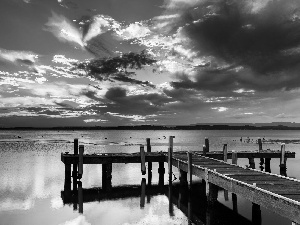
[158,162,165,186]
[280,143,287,176]
[252,203,261,225]
[78,145,84,179]
[78,181,83,214]
[188,190,192,225]
[232,193,238,213]
[168,173,174,216]
[140,178,146,208]
[265,158,271,173]
[64,163,71,191]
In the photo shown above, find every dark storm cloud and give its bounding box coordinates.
[170,0,300,92]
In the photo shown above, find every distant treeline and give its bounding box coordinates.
[1,125,300,130]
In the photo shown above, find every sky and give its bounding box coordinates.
[1,0,300,127]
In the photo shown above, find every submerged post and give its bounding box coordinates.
[223,144,228,162]
[168,136,174,182]
[102,163,112,191]
[205,137,209,152]
[232,193,238,213]
[140,178,146,208]
[140,145,146,175]
[64,163,71,191]
[78,145,84,179]
[78,181,83,214]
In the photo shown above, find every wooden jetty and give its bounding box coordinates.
[61,137,299,224]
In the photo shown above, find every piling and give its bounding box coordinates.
[140,145,146,175]
[249,157,255,169]
[78,145,84,179]
[187,151,192,188]
[168,136,174,182]
[252,203,261,225]
[232,151,238,165]
[205,137,209,152]
[280,143,287,176]
[207,183,218,206]
[102,163,112,191]
[232,193,238,213]
[265,158,271,173]
[146,138,152,181]
[203,145,207,156]
[223,144,227,162]
[258,138,264,170]
[158,162,165,186]
[179,168,188,187]
[72,138,78,191]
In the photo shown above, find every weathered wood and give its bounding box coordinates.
[205,137,209,152]
[146,138,152,175]
[223,144,227,162]
[168,136,174,182]
[158,162,165,186]
[187,152,192,187]
[102,163,112,191]
[232,151,238,165]
[78,145,84,178]
[140,145,146,175]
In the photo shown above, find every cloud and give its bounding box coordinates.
[0,48,38,66]
[45,12,84,47]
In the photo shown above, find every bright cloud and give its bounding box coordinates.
[0,48,38,65]
[116,22,151,40]
[212,107,228,112]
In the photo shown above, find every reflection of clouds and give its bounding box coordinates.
[0,198,33,211]
[82,196,187,225]
[59,215,91,225]
[51,197,63,210]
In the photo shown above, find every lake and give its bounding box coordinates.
[1,130,300,225]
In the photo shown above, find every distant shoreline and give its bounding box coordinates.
[2,124,300,130]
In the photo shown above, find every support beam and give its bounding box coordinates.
[252,203,261,225]
[265,158,271,173]
[64,163,71,191]
[179,168,188,187]
[207,183,218,206]
[158,162,165,186]
[232,193,238,213]
[232,151,238,165]
[140,178,146,208]
[78,181,83,214]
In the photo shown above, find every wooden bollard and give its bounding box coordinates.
[232,151,238,165]
[140,145,146,175]
[223,144,227,162]
[158,162,165,186]
[280,143,287,176]
[78,145,84,179]
[187,151,192,188]
[168,136,174,182]
[205,137,209,152]
[203,145,207,156]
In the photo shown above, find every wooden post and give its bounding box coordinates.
[72,138,78,191]
[265,158,271,173]
[140,145,146,175]
[179,169,188,187]
[78,181,83,214]
[203,145,207,156]
[102,163,112,191]
[168,175,174,216]
[168,136,174,182]
[258,138,262,151]
[252,203,261,225]
[232,193,238,213]
[232,151,238,165]
[158,162,165,186]
[248,157,255,169]
[64,163,71,191]
[205,137,209,152]
[78,145,84,179]
[187,151,192,188]
[224,190,229,201]
[146,138,152,182]
[258,138,264,170]
[280,143,287,176]
[207,183,218,205]
[223,144,227,162]
[140,178,146,208]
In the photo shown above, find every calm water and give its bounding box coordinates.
[1,130,300,225]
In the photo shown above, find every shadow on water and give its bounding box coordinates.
[61,178,264,225]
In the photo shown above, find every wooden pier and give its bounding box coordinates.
[61,137,299,224]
